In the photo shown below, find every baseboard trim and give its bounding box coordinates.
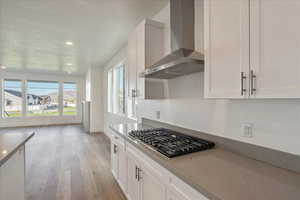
[1,123,82,129]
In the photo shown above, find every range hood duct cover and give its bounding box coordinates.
[140,0,204,79]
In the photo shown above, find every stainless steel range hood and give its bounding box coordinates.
[140,0,204,79]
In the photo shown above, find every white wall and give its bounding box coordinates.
[0,71,85,127]
[102,46,136,136]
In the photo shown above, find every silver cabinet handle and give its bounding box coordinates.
[250,70,256,95]
[113,144,118,154]
[240,72,247,96]
[137,168,142,181]
[131,89,137,98]
[135,166,138,180]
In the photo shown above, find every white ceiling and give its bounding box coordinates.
[0,0,168,75]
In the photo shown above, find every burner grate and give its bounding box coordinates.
[129,128,215,158]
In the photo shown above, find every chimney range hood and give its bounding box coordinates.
[140,0,204,79]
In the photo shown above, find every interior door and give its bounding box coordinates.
[204,0,250,98]
[126,148,140,200]
[139,161,166,200]
[250,0,300,98]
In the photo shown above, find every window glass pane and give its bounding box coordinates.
[107,69,113,112]
[63,82,77,116]
[27,81,59,116]
[113,65,125,114]
[3,79,22,118]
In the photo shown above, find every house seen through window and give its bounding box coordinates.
[3,79,23,118]
[2,79,78,118]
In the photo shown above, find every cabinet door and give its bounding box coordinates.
[0,146,25,200]
[117,141,127,193]
[127,149,140,200]
[167,190,190,200]
[139,161,166,200]
[128,32,138,98]
[127,33,138,119]
[250,0,300,98]
[204,0,250,98]
[111,141,118,179]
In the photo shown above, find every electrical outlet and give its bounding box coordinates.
[242,123,253,138]
[155,111,161,120]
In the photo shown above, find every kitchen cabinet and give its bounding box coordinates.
[205,0,300,99]
[111,140,118,179]
[250,0,300,98]
[126,147,140,200]
[0,145,25,200]
[127,19,165,101]
[111,134,127,193]
[110,131,209,200]
[126,144,167,200]
[139,159,166,200]
[204,0,250,98]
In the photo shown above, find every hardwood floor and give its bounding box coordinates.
[0,125,127,200]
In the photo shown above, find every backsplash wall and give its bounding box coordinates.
[137,72,300,156]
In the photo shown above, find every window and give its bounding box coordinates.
[107,69,113,112]
[107,64,125,114]
[3,79,23,118]
[63,82,77,116]
[27,81,59,116]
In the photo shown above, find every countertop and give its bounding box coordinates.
[110,123,300,200]
[0,132,35,167]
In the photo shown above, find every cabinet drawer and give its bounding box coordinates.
[110,131,125,148]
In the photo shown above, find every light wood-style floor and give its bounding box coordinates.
[0,125,126,200]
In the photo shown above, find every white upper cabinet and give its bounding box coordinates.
[127,19,165,100]
[204,0,250,98]
[128,32,138,99]
[205,0,300,99]
[250,0,300,98]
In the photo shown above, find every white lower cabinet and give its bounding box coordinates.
[139,159,167,200]
[111,135,209,200]
[0,145,25,200]
[111,133,127,193]
[127,148,140,200]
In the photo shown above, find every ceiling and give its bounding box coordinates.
[0,0,168,75]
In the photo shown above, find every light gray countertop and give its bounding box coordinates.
[110,123,300,200]
[0,132,34,167]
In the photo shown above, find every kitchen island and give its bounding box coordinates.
[0,132,34,200]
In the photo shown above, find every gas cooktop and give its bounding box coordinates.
[128,128,215,158]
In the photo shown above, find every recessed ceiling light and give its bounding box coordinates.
[1,65,6,69]
[67,63,73,66]
[65,41,73,46]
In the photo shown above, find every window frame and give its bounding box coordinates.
[107,61,126,116]
[2,79,24,118]
[1,78,80,119]
[62,82,78,116]
[26,80,60,117]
